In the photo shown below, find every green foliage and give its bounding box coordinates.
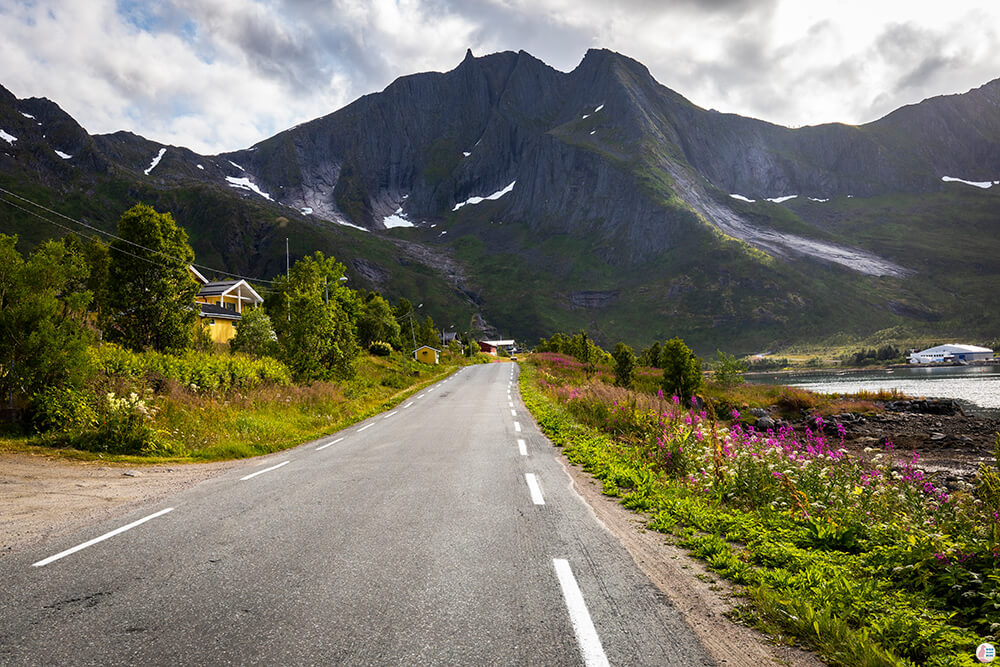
[639,341,661,368]
[90,344,292,391]
[845,345,902,366]
[102,204,198,353]
[0,234,94,400]
[612,342,636,388]
[368,340,393,356]
[229,307,278,358]
[267,251,359,381]
[357,294,401,349]
[30,385,97,434]
[659,337,702,401]
[521,356,997,666]
[712,350,748,387]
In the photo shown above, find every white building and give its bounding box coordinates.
[908,344,993,364]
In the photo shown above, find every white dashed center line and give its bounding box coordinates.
[403,402,414,409]
[384,411,397,419]
[358,423,374,432]
[553,559,610,667]
[32,507,175,568]
[517,438,527,456]
[511,409,517,417]
[316,437,344,451]
[514,421,521,432]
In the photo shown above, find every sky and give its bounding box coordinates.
[2,0,999,155]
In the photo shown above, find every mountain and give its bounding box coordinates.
[2,49,999,352]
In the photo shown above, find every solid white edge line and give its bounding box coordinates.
[553,559,610,667]
[240,460,289,481]
[518,438,527,456]
[316,437,344,451]
[525,473,545,505]
[514,421,521,432]
[32,508,175,567]
[358,423,374,432]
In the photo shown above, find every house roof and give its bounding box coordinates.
[916,344,992,355]
[189,265,209,285]
[198,303,242,320]
[415,345,441,352]
[197,279,264,304]
[481,339,515,347]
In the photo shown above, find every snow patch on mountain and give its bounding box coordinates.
[197,164,204,170]
[453,181,516,211]
[54,150,72,159]
[228,160,245,171]
[0,129,17,144]
[300,207,313,215]
[941,176,993,189]
[594,104,604,112]
[144,148,166,175]
[730,194,755,202]
[808,197,830,202]
[766,195,798,203]
[225,176,272,200]
[20,112,35,119]
[384,207,415,228]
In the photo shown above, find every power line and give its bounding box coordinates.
[0,186,278,285]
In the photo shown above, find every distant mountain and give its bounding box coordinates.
[2,49,999,352]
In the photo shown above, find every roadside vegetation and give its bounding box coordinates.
[0,203,492,462]
[521,343,998,666]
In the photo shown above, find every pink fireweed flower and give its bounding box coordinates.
[731,409,740,420]
[672,395,680,405]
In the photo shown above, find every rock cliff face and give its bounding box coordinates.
[206,48,999,273]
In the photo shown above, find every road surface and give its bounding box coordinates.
[0,363,713,665]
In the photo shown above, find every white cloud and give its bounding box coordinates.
[0,0,998,154]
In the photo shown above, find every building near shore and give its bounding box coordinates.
[907,344,993,364]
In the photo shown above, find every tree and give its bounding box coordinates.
[229,307,278,357]
[640,341,661,368]
[660,337,702,401]
[612,342,636,388]
[417,315,439,348]
[0,235,94,401]
[266,251,359,380]
[102,204,198,352]
[713,350,748,387]
[356,294,401,349]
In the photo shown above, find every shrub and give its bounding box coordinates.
[369,340,393,357]
[660,337,702,402]
[31,386,97,434]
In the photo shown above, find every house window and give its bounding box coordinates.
[209,318,215,325]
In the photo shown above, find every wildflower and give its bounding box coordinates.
[731,409,740,420]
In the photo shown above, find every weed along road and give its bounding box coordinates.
[0,363,713,666]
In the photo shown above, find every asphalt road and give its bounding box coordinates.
[0,363,714,666]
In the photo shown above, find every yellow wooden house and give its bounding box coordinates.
[189,266,264,344]
[414,345,440,365]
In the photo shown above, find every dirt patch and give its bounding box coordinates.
[0,451,236,558]
[558,450,823,667]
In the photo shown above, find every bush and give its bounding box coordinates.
[31,386,97,434]
[660,337,702,402]
[369,340,393,357]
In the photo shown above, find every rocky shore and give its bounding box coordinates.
[748,399,999,488]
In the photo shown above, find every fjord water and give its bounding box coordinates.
[747,365,1000,417]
